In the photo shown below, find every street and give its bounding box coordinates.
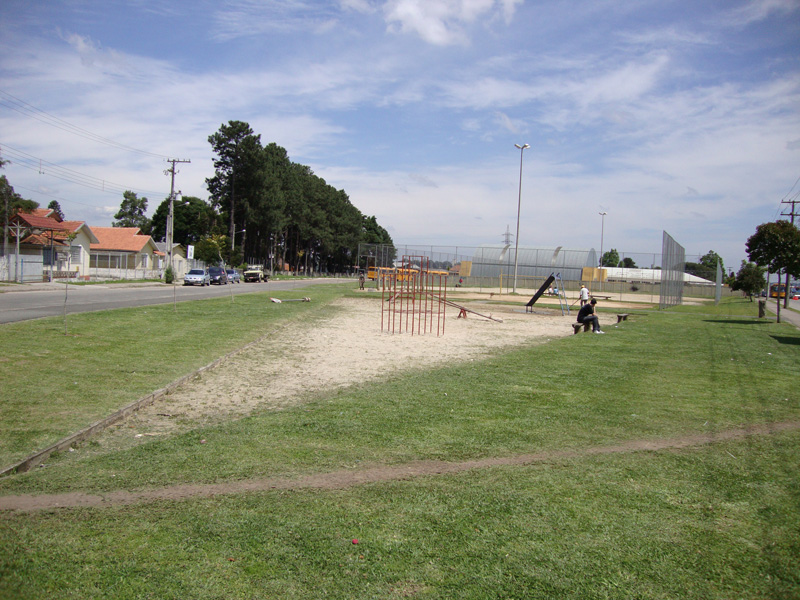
[0,278,347,324]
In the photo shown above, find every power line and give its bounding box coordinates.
[0,89,173,160]
[10,183,110,211]
[779,174,800,203]
[1,143,168,198]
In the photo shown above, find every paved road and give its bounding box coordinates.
[0,278,349,324]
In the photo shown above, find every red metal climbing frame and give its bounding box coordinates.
[380,255,448,336]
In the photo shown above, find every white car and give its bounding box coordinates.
[183,269,210,286]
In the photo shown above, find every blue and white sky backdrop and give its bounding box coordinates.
[1,0,798,267]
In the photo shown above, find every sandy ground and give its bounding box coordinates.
[9,291,797,513]
[101,294,631,446]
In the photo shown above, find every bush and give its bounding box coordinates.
[164,265,175,284]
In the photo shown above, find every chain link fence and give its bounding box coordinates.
[659,231,686,309]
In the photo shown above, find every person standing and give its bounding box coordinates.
[577,298,604,334]
[579,285,590,306]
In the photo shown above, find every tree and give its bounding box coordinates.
[2,175,38,261]
[730,260,766,301]
[150,196,216,246]
[206,121,264,257]
[203,123,392,274]
[684,261,715,281]
[746,220,800,322]
[1,175,37,217]
[194,235,227,265]
[699,250,724,277]
[620,257,637,268]
[47,200,65,221]
[600,248,619,267]
[113,191,151,232]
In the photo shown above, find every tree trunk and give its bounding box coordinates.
[784,271,790,309]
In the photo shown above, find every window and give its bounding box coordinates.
[141,254,148,269]
[70,246,81,263]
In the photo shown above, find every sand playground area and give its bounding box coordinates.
[95,290,650,449]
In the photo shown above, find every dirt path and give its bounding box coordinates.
[2,421,798,512]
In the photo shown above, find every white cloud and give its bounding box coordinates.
[383,0,522,45]
[339,0,377,13]
[211,0,344,40]
[493,111,519,134]
[1,0,797,268]
[724,0,799,27]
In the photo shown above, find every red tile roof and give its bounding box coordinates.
[90,227,156,253]
[30,208,62,222]
[9,212,98,243]
[19,233,67,247]
[11,212,64,230]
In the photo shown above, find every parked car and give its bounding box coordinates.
[243,265,266,282]
[183,269,210,286]
[226,268,241,283]
[208,266,228,285]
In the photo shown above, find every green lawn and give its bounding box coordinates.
[0,283,349,470]
[1,294,798,599]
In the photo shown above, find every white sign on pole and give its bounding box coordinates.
[187,245,195,260]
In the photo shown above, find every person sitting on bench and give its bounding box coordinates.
[577,298,604,334]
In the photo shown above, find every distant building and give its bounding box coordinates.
[604,267,714,285]
[469,245,598,282]
[5,209,98,282]
[90,227,159,280]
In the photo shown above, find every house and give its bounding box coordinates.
[89,227,160,280]
[5,210,99,282]
[154,242,189,279]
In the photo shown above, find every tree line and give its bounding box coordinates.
[114,120,393,273]
[599,248,725,279]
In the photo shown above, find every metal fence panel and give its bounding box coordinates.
[659,231,685,309]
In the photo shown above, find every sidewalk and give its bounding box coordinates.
[765,300,800,330]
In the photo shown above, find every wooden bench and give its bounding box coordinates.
[616,314,629,323]
[572,322,591,334]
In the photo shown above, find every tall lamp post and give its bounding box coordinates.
[598,211,607,290]
[513,143,530,294]
[598,211,607,267]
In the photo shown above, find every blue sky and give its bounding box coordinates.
[1,0,798,268]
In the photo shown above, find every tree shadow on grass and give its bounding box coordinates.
[702,319,773,325]
[770,335,800,346]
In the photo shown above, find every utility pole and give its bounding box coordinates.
[164,158,190,277]
[781,195,799,308]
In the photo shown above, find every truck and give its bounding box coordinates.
[243,265,267,282]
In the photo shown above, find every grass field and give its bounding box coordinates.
[1,288,799,599]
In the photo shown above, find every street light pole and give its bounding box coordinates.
[598,211,607,290]
[513,143,530,294]
[598,211,607,267]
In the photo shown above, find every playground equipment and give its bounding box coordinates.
[270,297,311,303]
[525,272,570,315]
[525,274,555,312]
[381,256,447,335]
[380,255,502,335]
